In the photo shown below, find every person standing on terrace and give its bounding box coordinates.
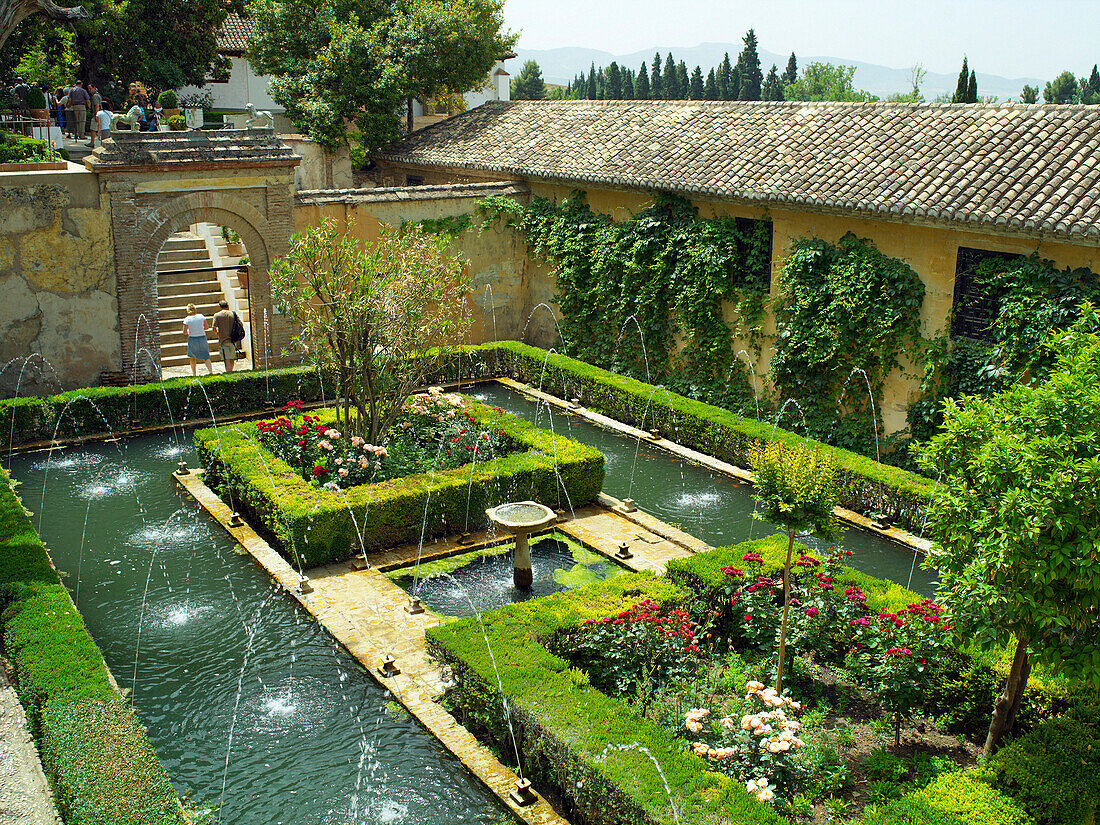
[182,303,213,376]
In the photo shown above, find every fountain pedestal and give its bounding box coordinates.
[485,501,557,589]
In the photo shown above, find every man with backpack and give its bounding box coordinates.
[212,300,246,372]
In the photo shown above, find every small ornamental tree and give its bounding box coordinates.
[917,305,1100,754]
[748,442,840,693]
[269,219,470,443]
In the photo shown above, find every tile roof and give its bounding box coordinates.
[215,12,253,55]
[85,128,299,171]
[376,100,1100,242]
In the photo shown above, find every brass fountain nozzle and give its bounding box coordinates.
[620,498,637,513]
[176,461,188,475]
[510,777,537,806]
[404,597,425,615]
[377,654,401,678]
[228,511,244,528]
[615,541,634,560]
[297,576,313,594]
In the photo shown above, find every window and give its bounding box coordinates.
[951,247,1025,341]
[405,174,424,186]
[733,217,773,292]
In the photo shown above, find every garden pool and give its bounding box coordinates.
[8,434,514,825]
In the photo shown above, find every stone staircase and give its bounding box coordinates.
[156,231,246,370]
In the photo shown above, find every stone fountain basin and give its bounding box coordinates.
[486,501,556,532]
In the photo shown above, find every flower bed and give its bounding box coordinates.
[195,394,604,567]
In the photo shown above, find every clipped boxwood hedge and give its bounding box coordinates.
[195,397,604,566]
[427,573,790,825]
[864,772,1032,825]
[1,364,327,447]
[0,468,185,824]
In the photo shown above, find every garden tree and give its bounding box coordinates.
[585,62,597,99]
[782,52,798,86]
[748,442,839,694]
[689,65,704,99]
[662,52,677,98]
[717,51,732,99]
[1083,65,1100,104]
[269,219,470,444]
[887,65,926,103]
[676,60,689,99]
[1044,70,1078,103]
[784,62,877,102]
[650,51,662,98]
[511,59,546,100]
[761,64,784,101]
[737,28,762,100]
[621,67,634,99]
[635,61,649,99]
[6,18,77,89]
[1021,83,1039,103]
[967,69,977,103]
[249,0,514,149]
[917,307,1100,755]
[952,56,970,103]
[704,67,718,99]
[606,60,622,99]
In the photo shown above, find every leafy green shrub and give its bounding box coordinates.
[0,130,64,163]
[864,747,908,783]
[43,698,186,825]
[25,87,47,109]
[866,772,1031,825]
[167,115,185,130]
[156,89,178,108]
[984,717,1100,824]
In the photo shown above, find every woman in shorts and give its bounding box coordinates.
[182,303,214,376]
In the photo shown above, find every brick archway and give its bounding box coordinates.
[88,128,300,379]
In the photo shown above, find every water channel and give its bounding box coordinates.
[8,435,513,825]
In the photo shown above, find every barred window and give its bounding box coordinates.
[951,247,1024,341]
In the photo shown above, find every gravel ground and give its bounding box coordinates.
[0,661,61,825]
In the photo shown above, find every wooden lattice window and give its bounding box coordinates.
[951,247,1025,341]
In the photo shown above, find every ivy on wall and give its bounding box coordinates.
[478,191,772,403]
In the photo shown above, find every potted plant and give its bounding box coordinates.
[167,114,186,131]
[157,89,180,119]
[222,226,243,256]
[25,87,49,122]
[236,254,249,292]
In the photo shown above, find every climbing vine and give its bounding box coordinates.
[770,234,926,455]
[400,213,473,238]
[478,191,772,404]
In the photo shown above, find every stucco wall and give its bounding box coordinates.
[277,136,353,191]
[0,165,117,396]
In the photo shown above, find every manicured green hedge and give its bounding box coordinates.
[471,341,933,532]
[427,573,790,825]
[2,364,327,447]
[195,397,605,566]
[864,772,1032,825]
[983,717,1100,824]
[0,468,185,824]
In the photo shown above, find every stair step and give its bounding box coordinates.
[156,258,216,273]
[161,236,203,251]
[158,280,224,297]
[157,250,209,264]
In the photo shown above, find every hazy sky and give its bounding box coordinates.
[503,0,1097,81]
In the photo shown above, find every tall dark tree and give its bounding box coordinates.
[737,28,763,100]
[663,52,677,98]
[729,63,742,101]
[1091,65,1100,95]
[1020,84,1039,103]
[622,67,634,99]
[717,51,732,99]
[636,61,650,99]
[650,51,663,99]
[511,59,546,100]
[704,67,718,100]
[596,66,606,98]
[783,52,798,86]
[676,60,689,99]
[1084,65,1100,104]
[689,65,704,99]
[586,62,597,99]
[952,56,970,103]
[762,64,784,101]
[1044,70,1077,103]
[966,69,977,103]
[606,60,622,99]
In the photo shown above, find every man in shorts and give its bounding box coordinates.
[212,300,237,372]
[88,100,111,148]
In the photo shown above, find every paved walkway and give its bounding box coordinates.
[0,662,61,825]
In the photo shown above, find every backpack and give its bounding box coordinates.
[230,312,246,344]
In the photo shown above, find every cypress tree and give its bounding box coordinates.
[636,61,650,99]
[738,28,763,100]
[967,69,977,103]
[690,65,705,99]
[607,61,622,99]
[677,61,690,99]
[718,52,732,99]
[953,56,969,103]
[511,60,547,100]
[762,64,784,101]
[705,68,718,100]
[586,63,597,99]
[663,52,678,98]
[651,52,663,99]
[597,67,606,99]
[1087,64,1100,103]
[729,64,741,101]
[783,52,798,86]
[622,68,634,99]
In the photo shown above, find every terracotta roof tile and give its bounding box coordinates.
[377,99,1100,241]
[216,12,253,55]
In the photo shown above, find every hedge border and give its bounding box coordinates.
[0,467,186,825]
[194,397,605,567]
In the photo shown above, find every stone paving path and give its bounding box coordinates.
[0,662,61,825]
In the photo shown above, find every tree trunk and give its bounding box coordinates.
[984,635,1030,755]
[774,529,795,694]
[406,96,414,134]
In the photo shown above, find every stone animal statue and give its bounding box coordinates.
[110,105,145,132]
[244,103,274,130]
[1,0,88,50]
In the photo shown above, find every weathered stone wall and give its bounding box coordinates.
[0,166,117,396]
[277,136,353,191]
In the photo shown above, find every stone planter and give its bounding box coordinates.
[226,242,243,256]
[162,107,181,119]
[0,161,68,172]
[236,265,249,292]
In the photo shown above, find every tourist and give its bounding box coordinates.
[68,81,89,141]
[53,88,66,133]
[88,100,111,148]
[211,300,237,372]
[89,84,102,118]
[182,303,214,376]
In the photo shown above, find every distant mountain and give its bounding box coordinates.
[514,42,1043,102]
